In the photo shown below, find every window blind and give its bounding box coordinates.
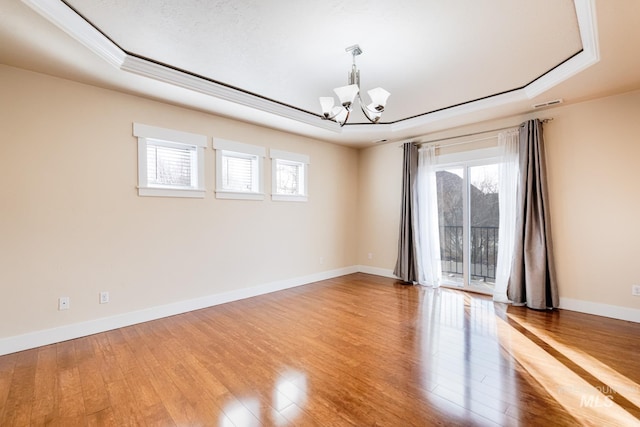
[147,143,192,187]
[222,153,254,191]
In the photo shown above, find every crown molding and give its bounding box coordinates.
[391,0,598,133]
[120,56,336,130]
[21,0,599,140]
[22,0,126,68]
[525,0,599,98]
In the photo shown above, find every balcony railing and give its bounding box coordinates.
[439,226,499,282]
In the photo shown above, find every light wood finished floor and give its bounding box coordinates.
[1,273,639,426]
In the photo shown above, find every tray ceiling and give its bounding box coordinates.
[3,0,639,145]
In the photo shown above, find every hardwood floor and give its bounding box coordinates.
[1,273,639,426]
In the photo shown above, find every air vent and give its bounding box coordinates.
[532,99,563,109]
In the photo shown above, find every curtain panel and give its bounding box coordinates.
[494,129,520,302]
[507,119,559,309]
[393,143,419,283]
[415,145,442,287]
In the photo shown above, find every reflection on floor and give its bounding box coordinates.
[0,273,638,426]
[441,273,495,294]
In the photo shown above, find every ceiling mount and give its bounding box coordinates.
[345,44,362,56]
[319,44,390,127]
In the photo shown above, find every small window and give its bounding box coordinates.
[133,123,207,198]
[213,139,265,200]
[270,149,309,202]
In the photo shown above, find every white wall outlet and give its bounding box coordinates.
[632,285,640,296]
[58,297,70,310]
[100,291,110,304]
[319,257,324,265]
[367,253,373,260]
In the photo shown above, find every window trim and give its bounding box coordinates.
[133,123,207,198]
[435,147,501,167]
[213,138,265,200]
[270,149,310,202]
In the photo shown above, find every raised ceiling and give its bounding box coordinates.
[63,0,583,123]
[2,0,640,146]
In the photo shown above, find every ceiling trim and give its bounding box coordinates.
[23,0,125,67]
[22,0,599,139]
[24,0,340,130]
[120,55,337,131]
[525,0,599,98]
[391,0,599,134]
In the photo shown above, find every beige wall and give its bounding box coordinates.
[358,89,640,312]
[546,90,640,308]
[2,62,638,344]
[356,141,403,270]
[0,65,358,339]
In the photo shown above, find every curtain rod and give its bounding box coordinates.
[401,118,553,148]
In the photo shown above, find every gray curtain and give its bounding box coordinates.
[507,119,559,309]
[394,143,419,283]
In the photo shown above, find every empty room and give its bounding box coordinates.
[1,0,639,425]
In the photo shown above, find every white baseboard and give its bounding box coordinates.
[559,297,640,323]
[3,268,636,356]
[358,266,640,324]
[357,267,640,324]
[357,265,398,279]
[0,266,359,356]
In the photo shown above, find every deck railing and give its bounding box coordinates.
[439,226,499,282]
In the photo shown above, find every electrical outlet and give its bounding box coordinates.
[367,253,373,260]
[58,297,70,310]
[319,257,324,265]
[632,285,640,296]
[100,291,110,304]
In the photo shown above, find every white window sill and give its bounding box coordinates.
[215,190,265,201]
[272,194,308,202]
[138,187,205,198]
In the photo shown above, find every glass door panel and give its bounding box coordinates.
[436,168,464,287]
[469,164,500,293]
[434,162,500,294]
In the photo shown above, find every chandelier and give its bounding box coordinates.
[319,44,390,127]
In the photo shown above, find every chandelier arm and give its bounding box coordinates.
[357,93,381,124]
[339,109,351,127]
[321,108,342,121]
[321,105,351,127]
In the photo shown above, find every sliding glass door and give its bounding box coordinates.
[435,161,500,294]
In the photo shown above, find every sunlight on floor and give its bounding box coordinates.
[506,313,640,411]
[417,289,640,424]
[495,315,639,425]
